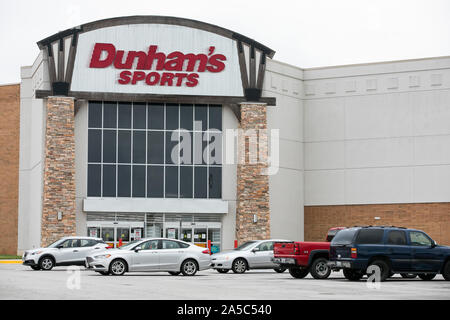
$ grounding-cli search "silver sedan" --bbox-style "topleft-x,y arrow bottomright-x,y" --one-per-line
211,239 -> 291,274
85,238 -> 211,276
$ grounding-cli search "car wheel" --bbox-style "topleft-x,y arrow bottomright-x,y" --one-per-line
367,260 -> 390,282
216,269 -> 230,274
288,267 -> 309,279
232,258 -> 247,274
418,273 -> 436,281
310,258 -> 331,279
39,256 -> 55,271
30,265 -> 41,271
343,269 -> 363,281
109,259 -> 127,276
274,268 -> 286,273
400,273 -> 417,279
181,259 -> 198,276
169,271 -> 181,276
442,261 -> 450,281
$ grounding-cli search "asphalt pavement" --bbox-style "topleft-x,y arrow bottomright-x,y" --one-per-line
0,264 -> 449,300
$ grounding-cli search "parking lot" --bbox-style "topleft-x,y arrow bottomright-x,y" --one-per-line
0,264 -> 449,300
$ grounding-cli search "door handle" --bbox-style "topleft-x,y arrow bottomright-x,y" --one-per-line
73,250 -> 79,252
94,247 -> 100,249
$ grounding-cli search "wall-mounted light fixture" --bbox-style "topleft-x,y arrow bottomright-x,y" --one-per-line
57,212 -> 62,221
374,217 -> 381,220
253,214 -> 258,223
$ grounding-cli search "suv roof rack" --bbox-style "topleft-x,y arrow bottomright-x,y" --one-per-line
353,225 -> 407,229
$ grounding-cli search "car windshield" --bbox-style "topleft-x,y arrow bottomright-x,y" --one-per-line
331,229 -> 357,245
118,240 -> 143,250
234,241 -> 257,251
46,239 -> 64,248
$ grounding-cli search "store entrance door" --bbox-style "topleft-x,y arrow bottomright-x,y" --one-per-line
164,222 -> 222,252
87,222 -> 144,248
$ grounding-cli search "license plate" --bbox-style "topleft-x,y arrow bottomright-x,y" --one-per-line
335,261 -> 350,268
274,258 -> 295,264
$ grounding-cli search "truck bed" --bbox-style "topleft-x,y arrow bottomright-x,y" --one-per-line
273,241 -> 331,267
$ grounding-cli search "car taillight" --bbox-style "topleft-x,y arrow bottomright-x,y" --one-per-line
351,248 -> 357,259
202,249 -> 210,255
294,243 -> 301,254
106,246 -> 113,249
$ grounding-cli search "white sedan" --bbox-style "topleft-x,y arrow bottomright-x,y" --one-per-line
211,239 -> 291,274
85,238 -> 211,276
22,236 -> 109,270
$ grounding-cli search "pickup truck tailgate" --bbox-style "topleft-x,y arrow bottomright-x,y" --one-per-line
273,242 -> 296,256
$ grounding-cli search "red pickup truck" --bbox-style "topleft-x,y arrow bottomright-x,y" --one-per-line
273,227 -> 345,279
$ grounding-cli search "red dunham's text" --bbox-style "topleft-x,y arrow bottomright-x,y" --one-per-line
89,43 -> 227,87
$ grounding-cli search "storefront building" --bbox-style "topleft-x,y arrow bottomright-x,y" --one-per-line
1,16 -> 450,255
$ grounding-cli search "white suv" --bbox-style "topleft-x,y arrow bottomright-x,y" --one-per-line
22,236 -> 109,271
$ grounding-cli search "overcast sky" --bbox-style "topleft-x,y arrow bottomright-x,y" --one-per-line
1,0 -> 450,84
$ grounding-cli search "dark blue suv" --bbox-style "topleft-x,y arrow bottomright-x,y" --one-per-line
328,226 -> 450,281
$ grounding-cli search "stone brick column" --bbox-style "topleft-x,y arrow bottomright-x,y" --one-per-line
41,97 -> 76,247
236,102 -> 270,244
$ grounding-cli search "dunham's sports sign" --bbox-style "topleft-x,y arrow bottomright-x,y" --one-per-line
71,24 -> 243,97
89,43 -> 226,87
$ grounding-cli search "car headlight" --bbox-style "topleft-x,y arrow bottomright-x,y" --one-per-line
32,251 -> 43,255
94,254 -> 111,259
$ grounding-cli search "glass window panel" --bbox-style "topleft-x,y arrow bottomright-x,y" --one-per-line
166,104 -> 179,130
180,166 -> 193,198
148,104 -> 164,129
147,131 -> 164,164
117,228 -> 130,242
88,101 -> 102,128
102,165 -> 116,197
118,102 -> 132,128
355,229 -> 384,244
133,103 -> 146,129
88,129 -> 101,163
207,132 -> 222,165
133,131 -> 146,164
166,131 -> 179,165
179,131 -> 193,165
103,102 -> 117,128
208,105 -> 222,131
194,166 -> 207,198
180,104 -> 193,131
209,167 -> 222,199
87,164 -> 101,197
103,130 -> 116,163
194,105 -> 207,131
132,166 -> 146,198
117,165 -> 131,197
409,231 -> 432,246
165,166 -> 178,198
118,131 -> 131,163
193,132 -> 207,165
147,166 -> 164,198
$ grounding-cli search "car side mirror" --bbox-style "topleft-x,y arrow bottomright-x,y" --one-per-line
431,241 -> 437,248
252,248 -> 260,253
134,246 -> 142,252
57,245 -> 63,249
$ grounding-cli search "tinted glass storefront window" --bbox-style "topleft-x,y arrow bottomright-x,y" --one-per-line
87,101 -> 222,199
